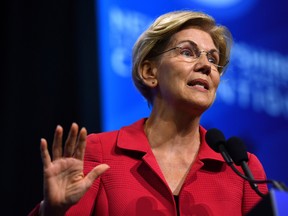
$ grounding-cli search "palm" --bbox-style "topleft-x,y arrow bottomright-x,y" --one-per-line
40,123 -> 109,215
44,157 -> 86,205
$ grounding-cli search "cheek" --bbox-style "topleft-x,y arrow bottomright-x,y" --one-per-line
158,70 -> 187,92
156,66 -> 185,97
157,63 -> 179,84
212,73 -> 221,89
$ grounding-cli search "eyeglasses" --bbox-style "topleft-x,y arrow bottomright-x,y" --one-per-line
153,40 -> 229,73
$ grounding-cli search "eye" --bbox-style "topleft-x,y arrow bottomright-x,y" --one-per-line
207,51 -> 220,65
207,56 -> 217,64
178,47 -> 195,57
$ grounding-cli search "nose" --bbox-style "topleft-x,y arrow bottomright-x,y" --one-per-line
193,53 -> 212,75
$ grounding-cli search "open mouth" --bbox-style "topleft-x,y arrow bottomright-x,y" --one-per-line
187,79 -> 209,90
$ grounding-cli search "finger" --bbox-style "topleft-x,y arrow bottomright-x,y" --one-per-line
52,125 -> 63,160
64,123 -> 79,157
73,127 -> 87,160
84,164 -> 110,186
40,138 -> 51,168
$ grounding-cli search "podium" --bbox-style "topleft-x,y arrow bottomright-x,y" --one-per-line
246,189 -> 288,216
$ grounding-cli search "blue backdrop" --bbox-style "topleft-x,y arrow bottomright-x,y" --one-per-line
96,0 -> 288,187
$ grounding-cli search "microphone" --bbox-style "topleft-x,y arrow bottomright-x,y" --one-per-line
226,136 -> 288,193
205,128 -> 233,165
225,136 -> 260,194
206,128 -> 288,197
205,128 -> 266,197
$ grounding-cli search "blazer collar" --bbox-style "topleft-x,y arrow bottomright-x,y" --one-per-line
197,126 -> 225,162
116,118 -> 225,163
117,118 -> 150,153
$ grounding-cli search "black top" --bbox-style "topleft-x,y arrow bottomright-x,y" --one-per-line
174,195 -> 180,216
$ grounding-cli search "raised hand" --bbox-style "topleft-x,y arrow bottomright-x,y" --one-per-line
39,123 -> 109,216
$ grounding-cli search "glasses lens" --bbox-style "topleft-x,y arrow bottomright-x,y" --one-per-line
207,50 -> 220,66
153,41 -> 227,69
176,42 -> 223,67
176,42 -> 198,59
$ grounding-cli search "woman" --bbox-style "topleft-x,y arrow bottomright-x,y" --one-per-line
29,10 -> 268,216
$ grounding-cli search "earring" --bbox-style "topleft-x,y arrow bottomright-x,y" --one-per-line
151,80 -> 157,86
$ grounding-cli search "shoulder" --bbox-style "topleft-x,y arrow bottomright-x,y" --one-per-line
86,118 -> 146,146
85,118 -> 147,156
85,130 -> 120,160
247,152 -> 267,178
87,130 -> 119,144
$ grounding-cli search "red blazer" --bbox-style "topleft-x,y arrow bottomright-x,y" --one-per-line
29,118 -> 268,216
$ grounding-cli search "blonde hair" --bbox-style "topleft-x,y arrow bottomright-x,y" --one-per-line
132,10 -> 233,105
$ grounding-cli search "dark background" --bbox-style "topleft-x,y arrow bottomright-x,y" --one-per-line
3,0 -> 100,215
3,0 -> 288,215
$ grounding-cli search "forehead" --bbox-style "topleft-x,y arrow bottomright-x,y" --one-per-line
170,27 -> 216,50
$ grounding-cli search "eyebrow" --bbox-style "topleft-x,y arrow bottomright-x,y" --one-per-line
175,40 -> 219,53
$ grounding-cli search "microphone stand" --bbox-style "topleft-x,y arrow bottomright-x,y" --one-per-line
227,162 -> 288,197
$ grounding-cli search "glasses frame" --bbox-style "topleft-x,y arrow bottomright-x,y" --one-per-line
151,40 -> 229,72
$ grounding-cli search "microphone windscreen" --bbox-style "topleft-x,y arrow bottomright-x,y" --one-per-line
226,136 -> 249,165
205,128 -> 226,153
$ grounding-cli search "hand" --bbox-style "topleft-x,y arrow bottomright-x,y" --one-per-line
40,123 -> 109,216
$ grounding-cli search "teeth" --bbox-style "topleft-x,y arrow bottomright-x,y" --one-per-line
194,84 -> 205,89
187,80 -> 208,89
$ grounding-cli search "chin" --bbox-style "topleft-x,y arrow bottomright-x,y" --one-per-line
178,102 -> 211,116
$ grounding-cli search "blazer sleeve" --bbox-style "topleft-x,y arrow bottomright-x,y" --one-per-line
242,153 -> 268,215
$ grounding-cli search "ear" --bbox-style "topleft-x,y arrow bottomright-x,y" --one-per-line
139,60 -> 158,87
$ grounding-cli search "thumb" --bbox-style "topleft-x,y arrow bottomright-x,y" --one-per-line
84,164 -> 110,186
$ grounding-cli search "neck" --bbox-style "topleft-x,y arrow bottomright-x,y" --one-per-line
145,107 -> 201,150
